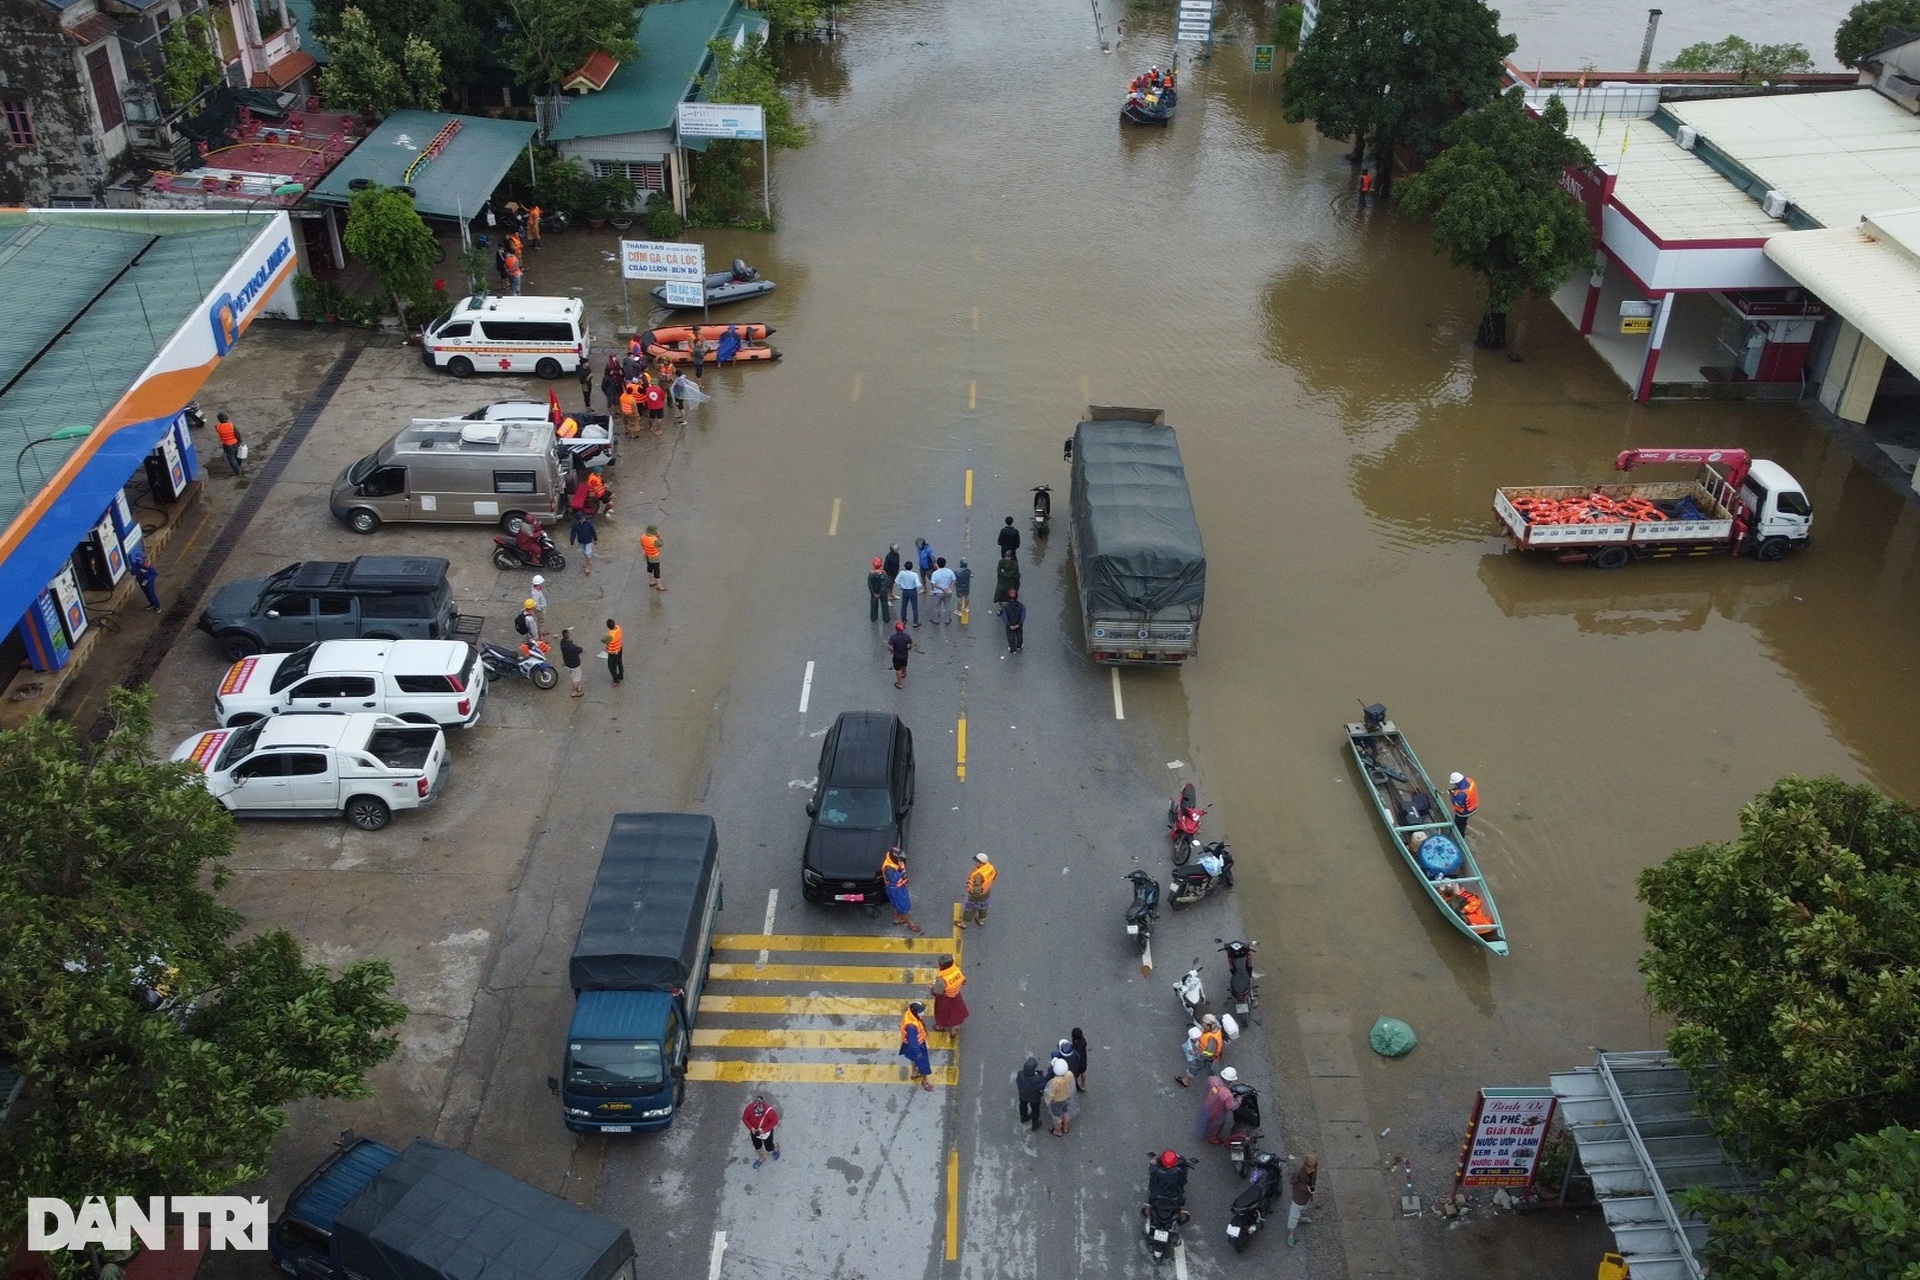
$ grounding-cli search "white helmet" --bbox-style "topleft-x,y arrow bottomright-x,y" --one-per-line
532,574 -> 545,586
1449,772 -> 1465,785
1220,1066 -> 1238,1082
1187,1026 -> 1202,1042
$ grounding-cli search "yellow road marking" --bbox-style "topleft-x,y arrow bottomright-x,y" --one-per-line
828,497 -> 841,536
708,962 -> 937,984
971,306 -> 979,331
946,1148 -> 960,1260
684,1061 -> 958,1086
956,716 -> 967,780
713,932 -> 954,954
851,371 -> 863,401
690,1028 -> 956,1050
968,380 -> 977,410
700,995 -> 917,1016
964,468 -> 973,507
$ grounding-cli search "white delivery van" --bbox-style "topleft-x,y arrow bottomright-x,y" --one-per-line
422,295 -> 589,379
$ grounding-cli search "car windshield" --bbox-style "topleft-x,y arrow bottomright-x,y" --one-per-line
268,644 -> 319,693
347,452 -> 381,485
1776,490 -> 1812,517
816,786 -> 894,829
215,719 -> 266,771
428,302 -> 464,333
567,1039 -> 664,1087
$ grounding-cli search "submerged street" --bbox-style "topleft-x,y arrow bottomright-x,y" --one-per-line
160,1 -> 1920,1277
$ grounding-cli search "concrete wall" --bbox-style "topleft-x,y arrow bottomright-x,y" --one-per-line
0,5 -> 107,205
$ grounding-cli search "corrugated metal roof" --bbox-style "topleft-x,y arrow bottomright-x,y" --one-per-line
1550,1051 -> 1756,1280
0,215 -> 270,529
1570,117 -> 1783,242
1665,90 -> 1920,231
549,0 -> 741,141
1765,217 -> 1920,375
0,222 -> 154,390
308,112 -> 536,220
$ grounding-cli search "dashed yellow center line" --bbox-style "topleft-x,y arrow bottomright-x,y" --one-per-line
828,496 -> 841,536
964,469 -> 973,507
971,306 -> 980,330
851,371 -> 863,401
946,1148 -> 961,1260
968,380 -> 977,410
956,716 -> 967,780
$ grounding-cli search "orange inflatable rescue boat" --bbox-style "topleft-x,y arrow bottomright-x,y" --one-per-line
640,323 -> 781,365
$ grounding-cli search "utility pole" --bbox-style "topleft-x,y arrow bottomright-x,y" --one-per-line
1636,9 -> 1663,74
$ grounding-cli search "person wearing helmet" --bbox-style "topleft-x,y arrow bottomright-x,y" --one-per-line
1044,1058 -> 1077,1135
529,574 -> 547,616
517,597 -> 541,645
1448,771 -> 1479,834
515,516 -> 545,562
868,556 -> 892,623
1147,1149 -> 1189,1206
886,619 -> 915,689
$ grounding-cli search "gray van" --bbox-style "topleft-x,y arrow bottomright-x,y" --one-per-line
331,420 -> 568,535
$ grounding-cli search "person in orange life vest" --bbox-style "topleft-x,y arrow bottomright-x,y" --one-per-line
640,524 -> 665,591
602,618 -> 624,684
527,204 -> 542,247
959,851 -> 995,928
1359,169 -> 1374,204
583,469 -> 612,514
1441,884 -> 1494,931
899,1002 -> 934,1090
505,251 -> 523,295
505,231 -> 523,255
1448,772 -> 1478,834
618,384 -> 641,438
930,954 -> 969,1031
214,411 -> 243,476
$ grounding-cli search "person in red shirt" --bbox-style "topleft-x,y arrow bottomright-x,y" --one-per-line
742,1095 -> 780,1168
643,379 -> 667,436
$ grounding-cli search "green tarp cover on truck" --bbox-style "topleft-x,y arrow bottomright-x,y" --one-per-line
569,812 -> 719,991
1070,420 -> 1206,614
332,1139 -> 634,1280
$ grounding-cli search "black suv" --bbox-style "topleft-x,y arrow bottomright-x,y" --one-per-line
801,712 -> 916,905
199,557 -> 461,660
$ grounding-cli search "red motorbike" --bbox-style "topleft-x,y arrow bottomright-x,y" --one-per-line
1168,783 -> 1206,865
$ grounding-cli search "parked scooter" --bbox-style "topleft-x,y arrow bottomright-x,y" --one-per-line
1225,1077 -> 1263,1176
1226,1150 -> 1286,1252
1123,870 -> 1160,973
1169,840 -> 1234,908
1140,1151 -> 1195,1264
1032,484 -> 1052,536
1168,782 -> 1207,865
1217,937 -> 1259,1015
182,402 -> 206,430
491,529 -> 566,572
1173,959 -> 1206,1025
481,639 -> 558,690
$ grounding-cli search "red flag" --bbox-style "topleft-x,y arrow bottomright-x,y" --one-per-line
548,389 -> 563,425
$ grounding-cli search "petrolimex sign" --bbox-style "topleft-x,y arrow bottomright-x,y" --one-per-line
209,234 -> 294,356
28,1196 -> 269,1251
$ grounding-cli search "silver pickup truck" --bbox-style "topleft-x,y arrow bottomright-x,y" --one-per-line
173,712 -> 449,831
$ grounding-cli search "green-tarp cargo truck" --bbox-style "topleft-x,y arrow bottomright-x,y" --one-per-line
269,1136 -> 635,1280
1068,407 -> 1206,664
552,812 -> 722,1133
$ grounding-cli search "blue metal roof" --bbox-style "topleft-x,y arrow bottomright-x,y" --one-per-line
570,989 -> 675,1039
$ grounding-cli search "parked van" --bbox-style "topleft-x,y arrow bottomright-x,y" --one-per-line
331,420 -> 567,534
421,295 -> 588,379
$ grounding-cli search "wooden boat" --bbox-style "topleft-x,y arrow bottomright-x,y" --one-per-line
1344,704 -> 1508,956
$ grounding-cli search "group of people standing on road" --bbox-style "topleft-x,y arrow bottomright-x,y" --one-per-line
866,514 -> 1032,683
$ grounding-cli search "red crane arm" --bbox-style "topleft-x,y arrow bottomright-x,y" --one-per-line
1615,448 -> 1751,488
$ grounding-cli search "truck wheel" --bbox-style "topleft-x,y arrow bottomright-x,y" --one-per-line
535,358 -> 563,380
348,509 -> 381,534
219,631 -> 262,660
345,796 -> 392,831
1756,537 -> 1789,562
493,547 -> 521,571
447,356 -> 474,378
1592,546 -> 1630,570
531,663 -> 559,690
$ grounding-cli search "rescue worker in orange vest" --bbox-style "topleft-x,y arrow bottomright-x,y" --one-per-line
1177,1015 -> 1226,1088
583,468 -> 612,515
899,1001 -> 934,1091
214,411 -> 243,476
1448,772 -> 1479,835
603,618 -> 624,685
504,250 -> 523,295
958,851 -> 996,929
1441,884 -> 1494,933
930,954 -> 969,1031
618,384 -> 641,439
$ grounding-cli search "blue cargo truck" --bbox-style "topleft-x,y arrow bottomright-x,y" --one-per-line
269,1136 -> 634,1280
548,812 -> 722,1133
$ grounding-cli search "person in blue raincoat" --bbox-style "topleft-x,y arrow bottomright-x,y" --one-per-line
716,325 -> 742,364
900,1001 -> 935,1090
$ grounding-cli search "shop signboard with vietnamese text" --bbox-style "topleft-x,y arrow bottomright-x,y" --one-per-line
620,240 -> 707,284
1457,1088 -> 1557,1189
676,102 -> 766,141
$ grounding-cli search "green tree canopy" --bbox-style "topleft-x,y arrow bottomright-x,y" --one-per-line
502,0 -> 639,95
1395,91 -> 1595,332
321,6 -> 443,115
1665,35 -> 1816,80
1282,0 -> 1515,198
159,14 -> 223,110
1638,777 -> 1920,1166
1687,1126 -> 1920,1280
0,690 -> 406,1271
343,184 -> 441,321
1835,0 -> 1920,67
1273,3 -> 1306,55
311,0 -> 482,101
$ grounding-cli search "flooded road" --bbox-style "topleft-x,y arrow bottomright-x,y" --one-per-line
1505,0 -> 1856,70
529,0 -> 1920,1271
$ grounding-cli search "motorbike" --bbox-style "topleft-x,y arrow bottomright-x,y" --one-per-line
480,639 -> 559,690
1169,840 -> 1234,908
1226,1080 -> 1263,1176
1140,1153 -> 1195,1264
491,530 -> 566,572
1174,959 -> 1206,1024
182,402 -> 206,430
1123,870 -> 1159,968
1031,484 -> 1052,536
1226,1150 -> 1286,1252
1217,937 -> 1259,1015
1168,782 -> 1207,865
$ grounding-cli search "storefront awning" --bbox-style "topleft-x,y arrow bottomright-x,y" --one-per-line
1766,214 -> 1920,374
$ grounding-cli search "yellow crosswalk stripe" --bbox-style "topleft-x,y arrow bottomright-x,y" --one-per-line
691,1028 -> 957,1051
685,1061 -> 959,1086
711,933 -> 954,955
707,962 -> 937,984
699,995 -> 910,1016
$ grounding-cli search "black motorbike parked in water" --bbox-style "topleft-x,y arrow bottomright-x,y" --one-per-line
1169,839 -> 1234,908
1226,1150 -> 1286,1252
1123,870 -> 1159,964
1032,484 -> 1052,536
1226,1080 -> 1263,1176
1140,1152 -> 1194,1264
1217,937 -> 1259,1015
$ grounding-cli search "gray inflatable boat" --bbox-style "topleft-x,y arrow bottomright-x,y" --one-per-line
651,259 -> 777,309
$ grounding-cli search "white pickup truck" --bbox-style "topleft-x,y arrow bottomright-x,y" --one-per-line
214,639 -> 485,728
173,713 -> 449,831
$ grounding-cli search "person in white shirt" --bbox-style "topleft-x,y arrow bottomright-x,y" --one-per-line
895,564 -> 923,627
928,558 -> 957,625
